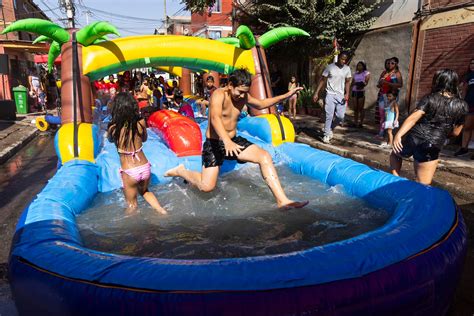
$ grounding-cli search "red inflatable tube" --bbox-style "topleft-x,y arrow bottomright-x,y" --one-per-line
147,110 -> 202,157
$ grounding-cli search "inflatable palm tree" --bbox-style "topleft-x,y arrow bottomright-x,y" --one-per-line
218,25 -> 309,115
2,19 -> 119,124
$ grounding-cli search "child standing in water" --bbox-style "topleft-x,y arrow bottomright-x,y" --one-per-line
288,76 -> 299,119
108,92 -> 167,214
381,90 -> 399,148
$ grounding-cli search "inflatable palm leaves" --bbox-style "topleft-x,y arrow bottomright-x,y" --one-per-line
2,19 -> 120,72
217,25 -> 309,49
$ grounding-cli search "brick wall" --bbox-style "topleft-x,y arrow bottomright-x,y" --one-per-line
414,22 -> 474,101
0,0 -> 50,41
425,0 -> 472,10
191,0 -> 232,34
0,0 -> 19,40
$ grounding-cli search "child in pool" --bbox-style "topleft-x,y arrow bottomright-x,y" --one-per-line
381,90 -> 399,148
108,92 -> 167,214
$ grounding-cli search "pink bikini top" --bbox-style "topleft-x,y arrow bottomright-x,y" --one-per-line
117,146 -> 143,161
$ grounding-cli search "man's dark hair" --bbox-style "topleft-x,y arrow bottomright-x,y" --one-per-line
206,75 -> 214,82
229,69 -> 252,87
339,51 -> 350,58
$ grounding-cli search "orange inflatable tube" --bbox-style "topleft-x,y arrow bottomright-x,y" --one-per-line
147,110 -> 202,157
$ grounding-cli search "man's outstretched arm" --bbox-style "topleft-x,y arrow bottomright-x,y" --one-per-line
247,87 -> 303,110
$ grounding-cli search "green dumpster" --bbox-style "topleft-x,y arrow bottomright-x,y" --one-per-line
13,85 -> 29,114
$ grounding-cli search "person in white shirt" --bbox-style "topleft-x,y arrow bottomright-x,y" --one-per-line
313,51 -> 352,143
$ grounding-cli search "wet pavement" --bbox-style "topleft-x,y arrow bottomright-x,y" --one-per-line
0,132 -> 57,316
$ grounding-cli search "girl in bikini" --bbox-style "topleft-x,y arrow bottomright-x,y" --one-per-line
108,92 -> 167,214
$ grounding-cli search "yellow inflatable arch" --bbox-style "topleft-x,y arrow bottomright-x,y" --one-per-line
82,35 -> 255,81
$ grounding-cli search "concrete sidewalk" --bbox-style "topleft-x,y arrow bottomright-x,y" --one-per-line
292,114 -> 473,176
0,114 -> 45,165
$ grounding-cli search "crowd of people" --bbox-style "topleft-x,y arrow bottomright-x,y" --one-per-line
27,67 -> 60,112
93,70 -> 222,123
309,53 -> 472,185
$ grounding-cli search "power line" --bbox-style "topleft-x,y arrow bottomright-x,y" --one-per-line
78,4 -> 164,22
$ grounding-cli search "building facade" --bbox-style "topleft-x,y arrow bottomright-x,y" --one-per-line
410,0 -> 473,109
166,16 -> 191,35
190,0 -> 233,39
0,0 -> 50,100
348,0 -> 473,117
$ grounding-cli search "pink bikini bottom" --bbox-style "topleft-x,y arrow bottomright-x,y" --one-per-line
120,162 -> 151,183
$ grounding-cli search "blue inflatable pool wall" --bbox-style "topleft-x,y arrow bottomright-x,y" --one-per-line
8,116 -> 467,315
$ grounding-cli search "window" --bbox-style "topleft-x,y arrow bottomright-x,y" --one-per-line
211,0 -> 221,13
208,31 -> 221,40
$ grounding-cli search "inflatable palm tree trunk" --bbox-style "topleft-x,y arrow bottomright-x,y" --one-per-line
219,25 -> 309,116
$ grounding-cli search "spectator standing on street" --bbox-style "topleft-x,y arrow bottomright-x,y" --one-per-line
313,51 -> 352,144
454,58 -> 474,159
390,69 -> 468,185
377,57 -> 403,138
351,61 -> 370,127
287,75 -> 299,119
380,90 -> 399,148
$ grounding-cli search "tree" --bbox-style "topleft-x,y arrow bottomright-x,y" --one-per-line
233,0 -> 380,84
181,0 -> 217,13
236,0 -> 380,56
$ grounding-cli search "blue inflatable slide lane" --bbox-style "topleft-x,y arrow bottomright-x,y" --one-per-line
9,115 -> 467,315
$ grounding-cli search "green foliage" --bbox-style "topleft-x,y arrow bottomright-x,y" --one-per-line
296,85 -> 319,108
237,0 -> 381,56
180,0 -> 217,13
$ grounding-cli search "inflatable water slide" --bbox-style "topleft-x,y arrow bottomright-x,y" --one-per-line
2,19 -> 466,315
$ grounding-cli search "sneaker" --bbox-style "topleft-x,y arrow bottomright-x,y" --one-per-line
328,131 -> 334,140
454,148 -> 469,156
322,136 -> 331,144
379,142 -> 389,148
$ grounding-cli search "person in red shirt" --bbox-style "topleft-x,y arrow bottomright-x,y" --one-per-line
174,90 -> 194,119
94,78 -> 108,92
106,75 -> 118,91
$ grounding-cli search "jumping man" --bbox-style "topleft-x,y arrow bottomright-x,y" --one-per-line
165,69 -> 308,210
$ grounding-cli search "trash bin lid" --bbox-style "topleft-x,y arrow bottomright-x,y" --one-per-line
13,85 -> 28,92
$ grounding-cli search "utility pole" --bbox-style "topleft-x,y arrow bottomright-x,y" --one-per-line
164,0 -> 167,34
64,0 -> 75,28
84,10 -> 92,25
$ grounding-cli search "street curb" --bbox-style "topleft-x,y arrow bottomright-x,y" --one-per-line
0,128 -> 38,165
296,134 -> 473,201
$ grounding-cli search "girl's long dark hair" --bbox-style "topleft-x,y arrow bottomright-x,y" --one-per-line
108,92 -> 142,148
431,69 -> 460,97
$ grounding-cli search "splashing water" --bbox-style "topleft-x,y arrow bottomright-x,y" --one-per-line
77,164 -> 389,259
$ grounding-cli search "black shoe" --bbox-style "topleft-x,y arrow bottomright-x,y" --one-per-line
454,148 -> 469,156
471,154 -> 474,160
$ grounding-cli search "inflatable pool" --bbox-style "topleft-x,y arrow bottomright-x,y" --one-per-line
4,19 -> 466,315
9,114 -> 467,315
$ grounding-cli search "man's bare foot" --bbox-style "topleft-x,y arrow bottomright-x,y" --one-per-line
154,206 -> 168,215
279,200 -> 309,211
164,164 -> 185,177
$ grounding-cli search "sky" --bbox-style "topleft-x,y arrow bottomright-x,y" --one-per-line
35,0 -> 190,37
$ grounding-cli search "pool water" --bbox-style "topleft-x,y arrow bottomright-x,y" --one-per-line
77,164 -> 389,259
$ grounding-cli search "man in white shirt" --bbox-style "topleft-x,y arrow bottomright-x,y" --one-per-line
313,51 -> 352,143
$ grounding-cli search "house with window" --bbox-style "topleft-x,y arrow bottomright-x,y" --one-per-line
0,0 -> 50,100
190,0 -> 233,39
